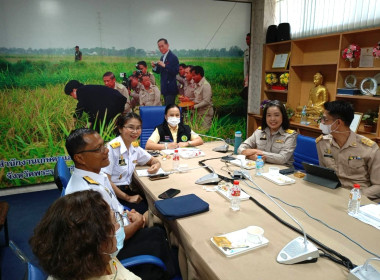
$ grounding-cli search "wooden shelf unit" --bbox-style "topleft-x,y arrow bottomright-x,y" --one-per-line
250,27 -> 380,145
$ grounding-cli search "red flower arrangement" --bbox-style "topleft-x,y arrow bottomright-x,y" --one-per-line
342,44 -> 361,62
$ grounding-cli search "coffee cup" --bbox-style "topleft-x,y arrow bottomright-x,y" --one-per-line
246,226 -> 264,244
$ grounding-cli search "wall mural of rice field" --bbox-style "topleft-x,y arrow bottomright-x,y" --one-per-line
0,0 -> 250,188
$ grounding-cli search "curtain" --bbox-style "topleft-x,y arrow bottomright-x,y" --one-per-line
275,0 -> 380,38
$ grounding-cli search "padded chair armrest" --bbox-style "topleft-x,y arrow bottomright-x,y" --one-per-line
120,255 -> 167,271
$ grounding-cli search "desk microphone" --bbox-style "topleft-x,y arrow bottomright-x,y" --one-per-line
242,173 -> 319,265
348,258 -> 380,280
197,133 -> 229,153
194,165 -> 221,185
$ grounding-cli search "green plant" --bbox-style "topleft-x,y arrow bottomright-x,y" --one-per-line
362,110 -> 378,125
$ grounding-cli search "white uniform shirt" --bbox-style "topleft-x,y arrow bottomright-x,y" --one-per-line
102,136 -> 151,186
65,167 -> 128,224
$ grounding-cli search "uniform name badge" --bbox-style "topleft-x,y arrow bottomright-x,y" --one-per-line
119,155 -> 126,166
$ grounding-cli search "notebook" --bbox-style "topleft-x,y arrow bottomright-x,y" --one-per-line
302,162 -> 341,189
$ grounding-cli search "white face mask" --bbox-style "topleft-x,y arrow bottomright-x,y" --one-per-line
319,120 -> 338,135
167,117 -> 180,127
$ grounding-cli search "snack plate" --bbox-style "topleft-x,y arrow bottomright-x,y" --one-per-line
216,185 -> 250,201
229,159 -> 256,169
262,172 -> 296,185
211,228 -> 269,257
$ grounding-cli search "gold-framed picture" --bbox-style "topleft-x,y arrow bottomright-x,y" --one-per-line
272,53 -> 290,69
350,112 -> 363,133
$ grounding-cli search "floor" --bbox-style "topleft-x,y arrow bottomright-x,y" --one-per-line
0,182 -> 56,197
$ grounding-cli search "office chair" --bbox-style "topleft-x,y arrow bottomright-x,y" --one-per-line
53,157 -> 71,196
293,134 -> 319,170
139,106 -> 167,149
10,240 -> 178,280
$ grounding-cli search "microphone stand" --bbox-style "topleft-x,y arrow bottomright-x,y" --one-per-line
242,173 -> 319,265
197,133 -> 230,153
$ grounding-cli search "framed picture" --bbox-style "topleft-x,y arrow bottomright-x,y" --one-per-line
350,112 -> 363,133
272,53 -> 290,69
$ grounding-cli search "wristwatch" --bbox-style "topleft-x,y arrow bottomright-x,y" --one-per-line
164,142 -> 168,150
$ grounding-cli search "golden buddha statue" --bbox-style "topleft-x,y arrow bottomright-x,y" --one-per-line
295,72 -> 328,124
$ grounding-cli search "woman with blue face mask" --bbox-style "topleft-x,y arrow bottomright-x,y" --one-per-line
30,190 -> 141,280
145,104 -> 204,150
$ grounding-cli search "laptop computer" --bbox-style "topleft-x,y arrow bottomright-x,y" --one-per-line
302,162 -> 341,189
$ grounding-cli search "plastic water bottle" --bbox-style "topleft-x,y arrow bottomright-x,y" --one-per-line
255,155 -> 264,176
348,184 -> 361,215
301,105 -> 307,125
172,149 -> 180,170
234,131 -> 242,155
230,180 -> 241,211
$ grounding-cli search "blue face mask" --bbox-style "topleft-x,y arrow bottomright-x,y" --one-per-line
106,224 -> 125,259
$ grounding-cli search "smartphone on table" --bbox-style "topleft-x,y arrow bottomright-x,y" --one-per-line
149,174 -> 169,181
158,188 -> 180,199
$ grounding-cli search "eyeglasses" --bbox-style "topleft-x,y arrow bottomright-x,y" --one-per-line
123,125 -> 142,132
76,143 -> 107,154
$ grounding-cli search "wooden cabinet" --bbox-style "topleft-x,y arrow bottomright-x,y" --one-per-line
250,27 -> 380,144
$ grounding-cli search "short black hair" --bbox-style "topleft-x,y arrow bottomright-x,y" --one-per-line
75,46 -> 79,48
136,61 -> 147,68
261,100 -> 290,130
64,80 -> 83,95
65,128 -> 97,160
323,100 -> 354,126
186,65 -> 193,69
102,72 -> 115,79
191,66 -> 204,77
246,33 -> 251,37
179,63 -> 186,68
157,38 -> 168,44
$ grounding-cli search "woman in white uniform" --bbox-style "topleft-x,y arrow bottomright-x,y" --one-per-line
102,113 -> 161,214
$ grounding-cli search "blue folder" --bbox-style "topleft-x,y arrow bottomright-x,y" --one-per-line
154,194 -> 209,220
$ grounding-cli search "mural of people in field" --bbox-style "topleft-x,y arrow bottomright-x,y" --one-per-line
0,0 -> 250,187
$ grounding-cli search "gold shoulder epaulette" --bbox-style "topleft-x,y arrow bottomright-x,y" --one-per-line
315,134 -> 323,143
285,129 -> 295,134
83,176 -> 99,185
132,141 -> 140,147
110,141 -> 121,149
258,126 -> 262,130
361,137 -> 375,147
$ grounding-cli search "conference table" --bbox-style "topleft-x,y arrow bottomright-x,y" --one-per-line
134,141 -> 380,280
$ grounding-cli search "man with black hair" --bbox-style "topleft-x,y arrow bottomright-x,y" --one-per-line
64,80 -> 126,132
74,46 -> 82,62
102,72 -> 131,113
65,128 -> 177,279
136,61 -> 155,85
151,38 -> 179,105
316,100 -> 380,202
176,63 -> 186,96
191,66 -> 214,130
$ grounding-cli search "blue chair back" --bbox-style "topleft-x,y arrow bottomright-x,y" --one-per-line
54,157 -> 71,196
27,263 -> 47,280
139,106 -> 166,149
293,134 -> 319,170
